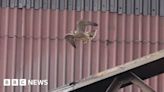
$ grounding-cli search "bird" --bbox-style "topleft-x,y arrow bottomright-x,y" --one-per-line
65,20 -> 98,48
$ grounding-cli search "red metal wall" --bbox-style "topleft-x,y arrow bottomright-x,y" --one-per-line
0,8 -> 164,92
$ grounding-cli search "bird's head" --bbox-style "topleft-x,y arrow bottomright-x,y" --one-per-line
88,30 -> 97,38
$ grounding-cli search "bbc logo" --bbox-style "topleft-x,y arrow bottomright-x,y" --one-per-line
3,79 -> 48,86
3,79 -> 26,86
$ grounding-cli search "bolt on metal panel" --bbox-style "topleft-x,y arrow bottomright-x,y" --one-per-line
126,0 -> 134,14
102,0 -> 107,11
151,0 -> 159,16
160,0 -> 164,16
26,0 -> 31,9
85,0 -> 90,11
134,0 -> 142,15
143,0 -> 151,15
110,0 -> 117,12
118,0 -> 126,14
59,0 -> 65,10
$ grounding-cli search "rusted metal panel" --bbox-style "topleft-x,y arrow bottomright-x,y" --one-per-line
124,14 -> 133,92
31,10 -> 42,92
107,13 -> 117,68
48,10 -> 58,90
116,14 -> 125,66
0,8 -> 164,92
0,8 -> 8,92
23,9 -> 33,92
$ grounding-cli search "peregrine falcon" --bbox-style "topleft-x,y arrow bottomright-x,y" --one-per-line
65,20 -> 98,48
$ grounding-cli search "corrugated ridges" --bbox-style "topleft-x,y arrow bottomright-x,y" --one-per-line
0,0 -> 164,16
0,8 -> 164,92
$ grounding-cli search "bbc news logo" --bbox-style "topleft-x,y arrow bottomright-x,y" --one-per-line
3,79 -> 48,86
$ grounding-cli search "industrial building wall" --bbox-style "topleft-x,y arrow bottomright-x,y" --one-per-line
0,7 -> 164,92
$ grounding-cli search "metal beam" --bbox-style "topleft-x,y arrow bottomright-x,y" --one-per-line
130,73 -> 155,92
105,72 -> 155,92
105,77 -> 122,92
50,50 -> 164,92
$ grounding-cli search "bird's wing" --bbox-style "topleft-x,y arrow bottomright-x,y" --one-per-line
77,20 -> 98,32
65,34 -> 76,48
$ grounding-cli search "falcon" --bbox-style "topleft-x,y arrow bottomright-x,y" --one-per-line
65,20 -> 98,48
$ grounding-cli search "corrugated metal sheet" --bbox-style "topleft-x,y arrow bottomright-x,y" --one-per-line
0,8 -> 164,92
0,0 -> 164,16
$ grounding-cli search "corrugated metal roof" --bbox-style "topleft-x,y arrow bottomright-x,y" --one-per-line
0,8 -> 164,92
0,0 -> 164,16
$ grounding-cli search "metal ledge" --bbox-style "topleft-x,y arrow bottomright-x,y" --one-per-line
50,50 -> 164,92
